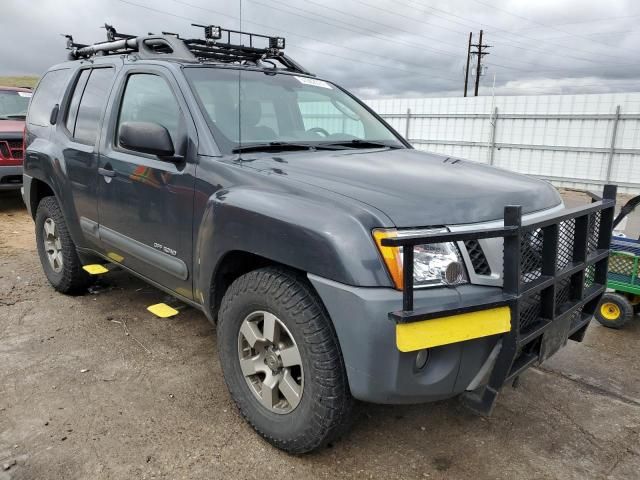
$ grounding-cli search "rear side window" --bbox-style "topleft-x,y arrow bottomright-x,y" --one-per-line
64,69 -> 91,133
73,68 -> 114,144
117,74 -> 182,145
28,69 -> 71,127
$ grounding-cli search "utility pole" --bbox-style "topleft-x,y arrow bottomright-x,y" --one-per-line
463,32 -> 472,97
471,29 -> 491,97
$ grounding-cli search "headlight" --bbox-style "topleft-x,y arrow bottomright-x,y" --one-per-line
373,228 -> 468,289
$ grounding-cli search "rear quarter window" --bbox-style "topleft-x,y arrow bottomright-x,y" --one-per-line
27,68 -> 72,127
71,68 -> 114,144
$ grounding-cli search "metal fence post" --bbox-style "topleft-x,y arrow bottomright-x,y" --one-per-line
605,105 -> 621,182
405,108 -> 411,141
488,106 -> 498,165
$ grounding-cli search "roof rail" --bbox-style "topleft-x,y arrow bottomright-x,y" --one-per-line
63,23 -> 313,75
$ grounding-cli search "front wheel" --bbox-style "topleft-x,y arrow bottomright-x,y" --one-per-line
595,292 -> 633,329
217,267 -> 353,453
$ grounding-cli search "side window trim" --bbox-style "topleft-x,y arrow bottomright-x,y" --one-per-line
113,71 -> 185,157
62,68 -> 91,139
70,66 -> 116,147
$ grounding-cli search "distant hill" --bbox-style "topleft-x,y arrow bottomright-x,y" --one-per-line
0,76 -> 39,88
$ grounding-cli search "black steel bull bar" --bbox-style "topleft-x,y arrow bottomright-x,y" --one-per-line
381,185 -> 617,415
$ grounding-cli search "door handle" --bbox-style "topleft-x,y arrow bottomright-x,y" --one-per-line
98,167 -> 116,178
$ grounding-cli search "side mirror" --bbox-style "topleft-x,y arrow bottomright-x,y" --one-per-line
119,121 -> 175,158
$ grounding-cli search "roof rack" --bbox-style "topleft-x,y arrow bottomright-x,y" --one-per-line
63,23 -> 313,75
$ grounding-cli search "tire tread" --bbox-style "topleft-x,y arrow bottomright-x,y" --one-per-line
218,267 -> 353,454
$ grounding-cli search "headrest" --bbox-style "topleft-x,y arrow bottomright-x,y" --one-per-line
241,100 -> 262,127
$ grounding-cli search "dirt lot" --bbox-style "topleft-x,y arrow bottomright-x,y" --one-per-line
1,190 -> 639,480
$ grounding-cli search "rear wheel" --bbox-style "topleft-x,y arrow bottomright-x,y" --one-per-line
35,196 -> 91,294
595,293 -> 633,329
217,267 -> 352,453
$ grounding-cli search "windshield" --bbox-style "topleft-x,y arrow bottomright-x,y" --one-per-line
0,90 -> 31,119
185,68 -> 404,153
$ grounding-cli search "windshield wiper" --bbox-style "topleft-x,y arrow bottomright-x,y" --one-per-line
0,114 -> 26,120
317,139 -> 402,150
232,141 -> 346,154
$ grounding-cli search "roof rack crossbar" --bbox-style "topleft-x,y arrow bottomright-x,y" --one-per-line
63,23 -> 312,75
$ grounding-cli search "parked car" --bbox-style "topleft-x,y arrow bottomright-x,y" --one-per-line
23,25 -> 615,453
0,86 -> 30,190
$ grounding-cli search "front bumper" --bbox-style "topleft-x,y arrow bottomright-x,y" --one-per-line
0,165 -> 23,190
311,185 -> 616,409
309,275 -> 504,404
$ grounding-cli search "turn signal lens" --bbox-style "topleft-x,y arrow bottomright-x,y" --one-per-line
373,229 -> 404,289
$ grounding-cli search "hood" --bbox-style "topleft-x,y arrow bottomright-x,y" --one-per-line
0,119 -> 24,134
243,148 -> 562,227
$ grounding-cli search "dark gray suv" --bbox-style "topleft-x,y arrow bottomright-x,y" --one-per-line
23,25 -> 615,453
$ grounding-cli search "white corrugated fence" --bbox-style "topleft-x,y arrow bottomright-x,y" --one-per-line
364,93 -> 640,194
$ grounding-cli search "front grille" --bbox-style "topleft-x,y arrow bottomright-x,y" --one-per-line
464,240 -> 491,276
0,140 -> 23,161
520,228 -> 543,282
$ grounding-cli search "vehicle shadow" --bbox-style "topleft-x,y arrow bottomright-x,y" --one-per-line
0,190 -> 25,213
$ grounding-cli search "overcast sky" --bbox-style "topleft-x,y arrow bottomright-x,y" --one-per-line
1,0 -> 639,97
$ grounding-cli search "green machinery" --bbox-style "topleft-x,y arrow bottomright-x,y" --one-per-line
595,195 -> 640,329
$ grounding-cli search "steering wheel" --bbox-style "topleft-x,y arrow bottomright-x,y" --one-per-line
307,127 -> 330,137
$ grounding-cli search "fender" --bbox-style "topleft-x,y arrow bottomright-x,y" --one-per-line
23,134 -> 89,249
193,185 -> 396,311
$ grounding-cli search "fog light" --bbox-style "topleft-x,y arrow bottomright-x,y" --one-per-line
415,349 -> 429,370
444,261 -> 466,285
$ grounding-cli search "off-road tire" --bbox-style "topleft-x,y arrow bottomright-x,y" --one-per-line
35,196 -> 91,294
217,267 -> 353,454
595,292 -> 633,329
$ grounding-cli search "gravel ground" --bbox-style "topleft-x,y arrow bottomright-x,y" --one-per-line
1,189 -> 639,480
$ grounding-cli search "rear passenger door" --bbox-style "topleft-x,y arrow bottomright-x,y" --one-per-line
59,66 -> 115,248
97,67 -> 197,299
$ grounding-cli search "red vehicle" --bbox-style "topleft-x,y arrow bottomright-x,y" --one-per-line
0,86 -> 31,190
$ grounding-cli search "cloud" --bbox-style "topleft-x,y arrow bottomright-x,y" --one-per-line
1,0 -> 639,97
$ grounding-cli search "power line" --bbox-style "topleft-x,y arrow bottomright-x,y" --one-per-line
469,0 -> 638,55
269,0 -> 636,74
116,0 -> 461,82
169,0 -> 463,81
304,0 -> 464,51
114,0 -> 640,97
246,0 -> 460,57
394,0 -> 634,62
513,13 -> 640,31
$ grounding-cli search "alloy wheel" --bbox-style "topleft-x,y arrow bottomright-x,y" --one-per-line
237,311 -> 304,414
